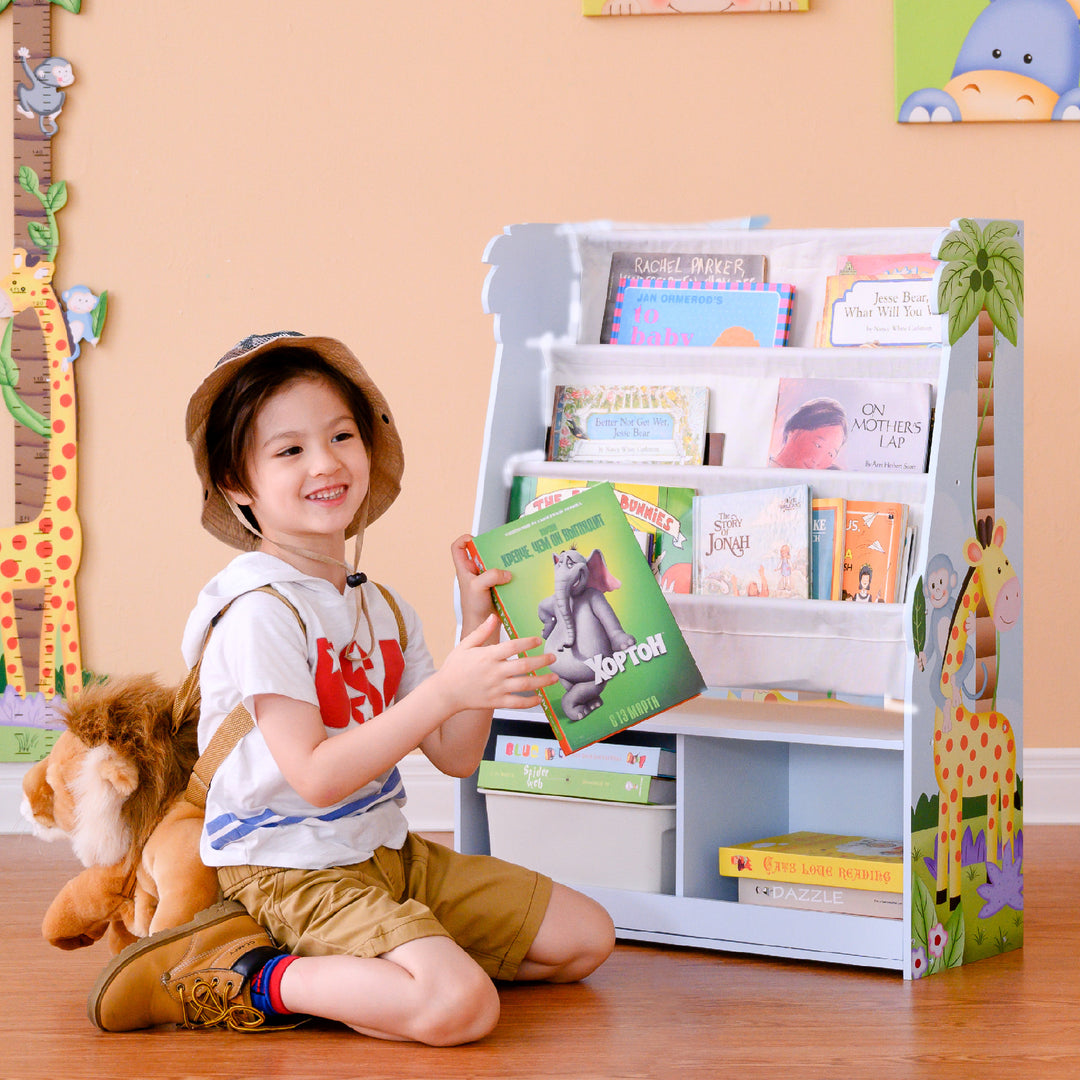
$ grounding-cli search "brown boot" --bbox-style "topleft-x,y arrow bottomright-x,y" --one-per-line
88,900 -> 298,1032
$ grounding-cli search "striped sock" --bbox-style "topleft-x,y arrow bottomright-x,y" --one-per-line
248,953 -> 299,1017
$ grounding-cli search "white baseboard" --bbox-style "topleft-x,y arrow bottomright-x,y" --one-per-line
4,748 -> 1078,835
1022,748 -> 1080,824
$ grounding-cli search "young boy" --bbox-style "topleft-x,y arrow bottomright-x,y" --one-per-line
89,332 -> 615,1043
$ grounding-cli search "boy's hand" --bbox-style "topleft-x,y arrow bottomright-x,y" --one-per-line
451,533 -> 509,640
436,615 -> 558,714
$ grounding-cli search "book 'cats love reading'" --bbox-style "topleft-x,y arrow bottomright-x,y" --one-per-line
718,831 -> 904,893
465,483 -> 705,754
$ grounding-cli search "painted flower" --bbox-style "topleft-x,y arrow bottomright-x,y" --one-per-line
911,946 -> 929,979
977,835 -> 1025,919
927,923 -> 948,958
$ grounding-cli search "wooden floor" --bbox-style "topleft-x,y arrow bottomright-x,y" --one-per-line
6,826 -> 1079,1079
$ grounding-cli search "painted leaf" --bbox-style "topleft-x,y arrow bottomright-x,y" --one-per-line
912,873 -> 936,951
50,0 -> 82,11
983,280 -> 1019,347
0,322 -> 16,388
980,220 -> 1017,250
987,248 -> 1024,316
942,904 -> 965,968
18,166 -> 41,195
948,284 -> 982,345
1,386 -> 50,439
936,261 -> 969,313
45,182 -> 67,213
27,221 -> 51,249
912,576 -> 926,655
935,233 -> 977,263
0,0 -> 12,12
91,290 -> 108,338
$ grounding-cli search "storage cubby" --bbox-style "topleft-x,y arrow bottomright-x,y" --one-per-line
457,220 -> 1024,978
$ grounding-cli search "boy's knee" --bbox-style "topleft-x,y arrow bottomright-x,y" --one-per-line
413,967 -> 500,1046
565,904 -> 616,981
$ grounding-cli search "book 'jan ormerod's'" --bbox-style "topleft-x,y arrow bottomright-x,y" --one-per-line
466,483 -> 705,753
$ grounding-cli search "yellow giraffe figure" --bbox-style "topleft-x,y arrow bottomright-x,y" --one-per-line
933,515 -> 1020,909
0,248 -> 83,697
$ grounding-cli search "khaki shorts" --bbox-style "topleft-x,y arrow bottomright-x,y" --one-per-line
217,832 -> 553,981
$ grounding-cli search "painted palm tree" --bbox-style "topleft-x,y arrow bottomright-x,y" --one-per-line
933,218 -> 1024,707
2,0 -> 80,691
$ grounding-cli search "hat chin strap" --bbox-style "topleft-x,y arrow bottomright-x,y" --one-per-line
222,493 -> 376,659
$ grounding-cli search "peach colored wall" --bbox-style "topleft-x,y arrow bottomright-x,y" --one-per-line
41,1 -> 1070,744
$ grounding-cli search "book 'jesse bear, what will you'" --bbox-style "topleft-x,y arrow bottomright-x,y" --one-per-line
466,483 -> 705,754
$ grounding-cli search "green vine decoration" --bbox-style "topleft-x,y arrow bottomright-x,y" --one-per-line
935,219 -> 1023,347
18,167 -> 66,261
0,321 -> 50,438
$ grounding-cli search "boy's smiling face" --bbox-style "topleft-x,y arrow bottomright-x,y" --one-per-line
228,374 -> 370,564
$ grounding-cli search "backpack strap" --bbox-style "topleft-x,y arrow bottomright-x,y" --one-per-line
180,582 -> 406,811
180,586 -> 305,811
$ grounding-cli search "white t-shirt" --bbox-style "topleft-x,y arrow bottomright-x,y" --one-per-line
181,552 -> 436,870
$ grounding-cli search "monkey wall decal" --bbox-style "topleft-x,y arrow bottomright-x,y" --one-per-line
15,47 -> 74,137
60,285 -> 105,363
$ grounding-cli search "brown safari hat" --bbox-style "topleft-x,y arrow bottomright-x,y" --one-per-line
186,331 -> 403,552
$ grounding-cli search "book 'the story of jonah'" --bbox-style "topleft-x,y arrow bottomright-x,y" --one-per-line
466,483 -> 705,753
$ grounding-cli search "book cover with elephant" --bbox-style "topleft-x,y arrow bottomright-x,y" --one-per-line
465,482 -> 705,754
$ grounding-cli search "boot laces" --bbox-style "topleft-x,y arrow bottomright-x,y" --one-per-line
177,977 -> 266,1031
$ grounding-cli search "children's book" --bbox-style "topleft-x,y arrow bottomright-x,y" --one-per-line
768,377 -> 932,475
583,1 -> 810,14
508,476 -> 695,595
810,497 -> 845,601
840,500 -> 909,603
599,250 -> 767,343
816,263 -> 941,347
494,731 -> 676,777
549,384 -> 709,467
717,831 -> 904,893
465,483 -> 705,754
607,278 -> 795,348
692,484 -> 810,599
737,878 -> 903,918
477,759 -> 675,805
835,253 -> 938,278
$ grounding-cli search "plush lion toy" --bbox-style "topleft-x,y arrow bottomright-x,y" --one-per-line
20,674 -> 221,952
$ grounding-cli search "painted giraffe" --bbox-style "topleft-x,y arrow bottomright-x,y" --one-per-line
0,248 -> 82,697
933,515 -> 1020,908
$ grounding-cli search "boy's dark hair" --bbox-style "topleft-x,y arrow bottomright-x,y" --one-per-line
204,345 -> 377,502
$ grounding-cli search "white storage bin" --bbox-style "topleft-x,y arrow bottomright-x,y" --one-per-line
480,788 -> 676,894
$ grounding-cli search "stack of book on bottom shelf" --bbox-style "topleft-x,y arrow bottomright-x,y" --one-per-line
717,831 -> 903,919
477,733 -> 678,894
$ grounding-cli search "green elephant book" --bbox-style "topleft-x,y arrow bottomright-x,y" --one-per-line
465,482 -> 705,754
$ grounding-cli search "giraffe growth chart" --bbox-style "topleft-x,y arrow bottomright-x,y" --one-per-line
0,0 -> 106,761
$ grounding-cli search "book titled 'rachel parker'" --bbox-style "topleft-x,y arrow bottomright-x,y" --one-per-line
465,482 -> 705,754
